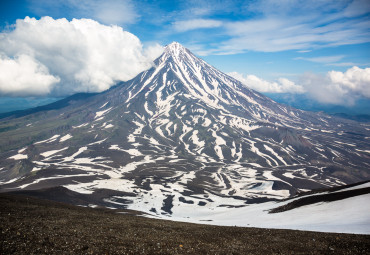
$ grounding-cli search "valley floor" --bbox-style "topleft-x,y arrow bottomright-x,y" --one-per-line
1,194 -> 369,255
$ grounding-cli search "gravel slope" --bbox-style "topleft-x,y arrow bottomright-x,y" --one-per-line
1,194 -> 369,254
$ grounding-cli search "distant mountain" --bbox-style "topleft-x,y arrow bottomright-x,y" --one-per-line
265,93 -> 370,117
330,113 -> 370,122
0,42 -> 369,221
0,93 -> 97,119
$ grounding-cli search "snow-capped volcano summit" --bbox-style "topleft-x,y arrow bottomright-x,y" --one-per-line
0,42 -> 369,222
163,41 -> 187,56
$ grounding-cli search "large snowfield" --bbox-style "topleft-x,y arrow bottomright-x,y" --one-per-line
145,185 -> 370,235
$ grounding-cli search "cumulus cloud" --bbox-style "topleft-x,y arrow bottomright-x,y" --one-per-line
230,66 -> 370,106
302,66 -> 370,105
228,72 -> 305,94
173,19 -> 222,32
0,54 -> 60,96
143,43 -> 164,62
0,17 -> 163,97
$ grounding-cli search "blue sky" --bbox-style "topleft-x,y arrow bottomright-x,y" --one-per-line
0,0 -> 369,114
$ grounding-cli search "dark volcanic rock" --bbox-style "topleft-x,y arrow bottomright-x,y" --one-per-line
1,194 -> 370,255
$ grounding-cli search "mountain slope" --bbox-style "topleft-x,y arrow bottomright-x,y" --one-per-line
0,42 -> 369,218
3,194 -> 370,255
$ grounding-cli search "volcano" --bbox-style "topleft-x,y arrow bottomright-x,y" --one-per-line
0,42 -> 369,230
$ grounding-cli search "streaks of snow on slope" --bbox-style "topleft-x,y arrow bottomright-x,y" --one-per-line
179,123 -> 193,154
127,63 -> 166,103
99,102 -> 108,109
171,63 -> 222,111
190,114 -> 202,125
230,141 -> 236,158
212,130 -> 226,160
95,107 -> 112,119
153,118 -> 170,137
149,137 -> 161,146
34,135 -> 60,145
122,170 -> 198,215
144,102 -> 153,116
167,43 -> 240,110
8,154 -> 28,160
40,147 -> 69,158
165,121 -> 173,136
154,73 -> 177,118
244,138 -> 274,166
60,134 -> 72,142
18,147 -> 27,153
264,145 -> 288,166
283,172 -> 296,179
202,117 -> 212,127
356,149 -> 370,153
64,155 -> 156,194
123,149 -> 143,157
191,62 -> 222,105
128,134 -> 136,143
155,126 -> 166,138
48,155 -> 115,176
64,147 -> 87,161
190,130 -> 205,148
218,165 -> 260,197
109,145 -> 143,157
133,121 -> 145,135
157,91 -> 179,117
235,143 -> 243,162
0,177 -> 21,185
72,123 -> 89,129
88,138 -> 107,146
229,117 -> 260,133
19,174 -> 95,190
218,115 -> 227,125
109,145 -> 121,150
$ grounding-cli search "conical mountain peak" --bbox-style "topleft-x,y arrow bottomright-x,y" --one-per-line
162,41 -> 189,59
1,34 -> 369,228
165,41 -> 186,52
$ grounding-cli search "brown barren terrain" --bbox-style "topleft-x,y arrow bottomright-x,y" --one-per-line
1,193 -> 369,254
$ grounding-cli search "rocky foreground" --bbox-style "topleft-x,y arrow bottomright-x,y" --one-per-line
1,194 -> 369,255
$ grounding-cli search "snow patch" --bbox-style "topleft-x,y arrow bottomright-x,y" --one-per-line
60,134 -> 72,142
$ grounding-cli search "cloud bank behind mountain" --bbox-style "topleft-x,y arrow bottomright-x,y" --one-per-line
0,16 -> 163,97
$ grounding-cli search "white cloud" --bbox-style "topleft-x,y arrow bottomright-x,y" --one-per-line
295,55 -> 368,67
0,17 -> 163,97
29,0 -> 139,26
0,54 -> 60,96
212,0 -> 370,54
295,55 -> 345,64
228,72 -> 305,94
329,66 -> 370,98
301,66 -> 370,105
343,0 -> 370,17
230,66 -> 370,106
143,43 -> 164,62
328,62 -> 360,67
88,0 -> 139,25
173,19 -> 222,32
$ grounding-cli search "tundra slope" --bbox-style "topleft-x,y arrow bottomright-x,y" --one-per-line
0,42 -> 369,222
